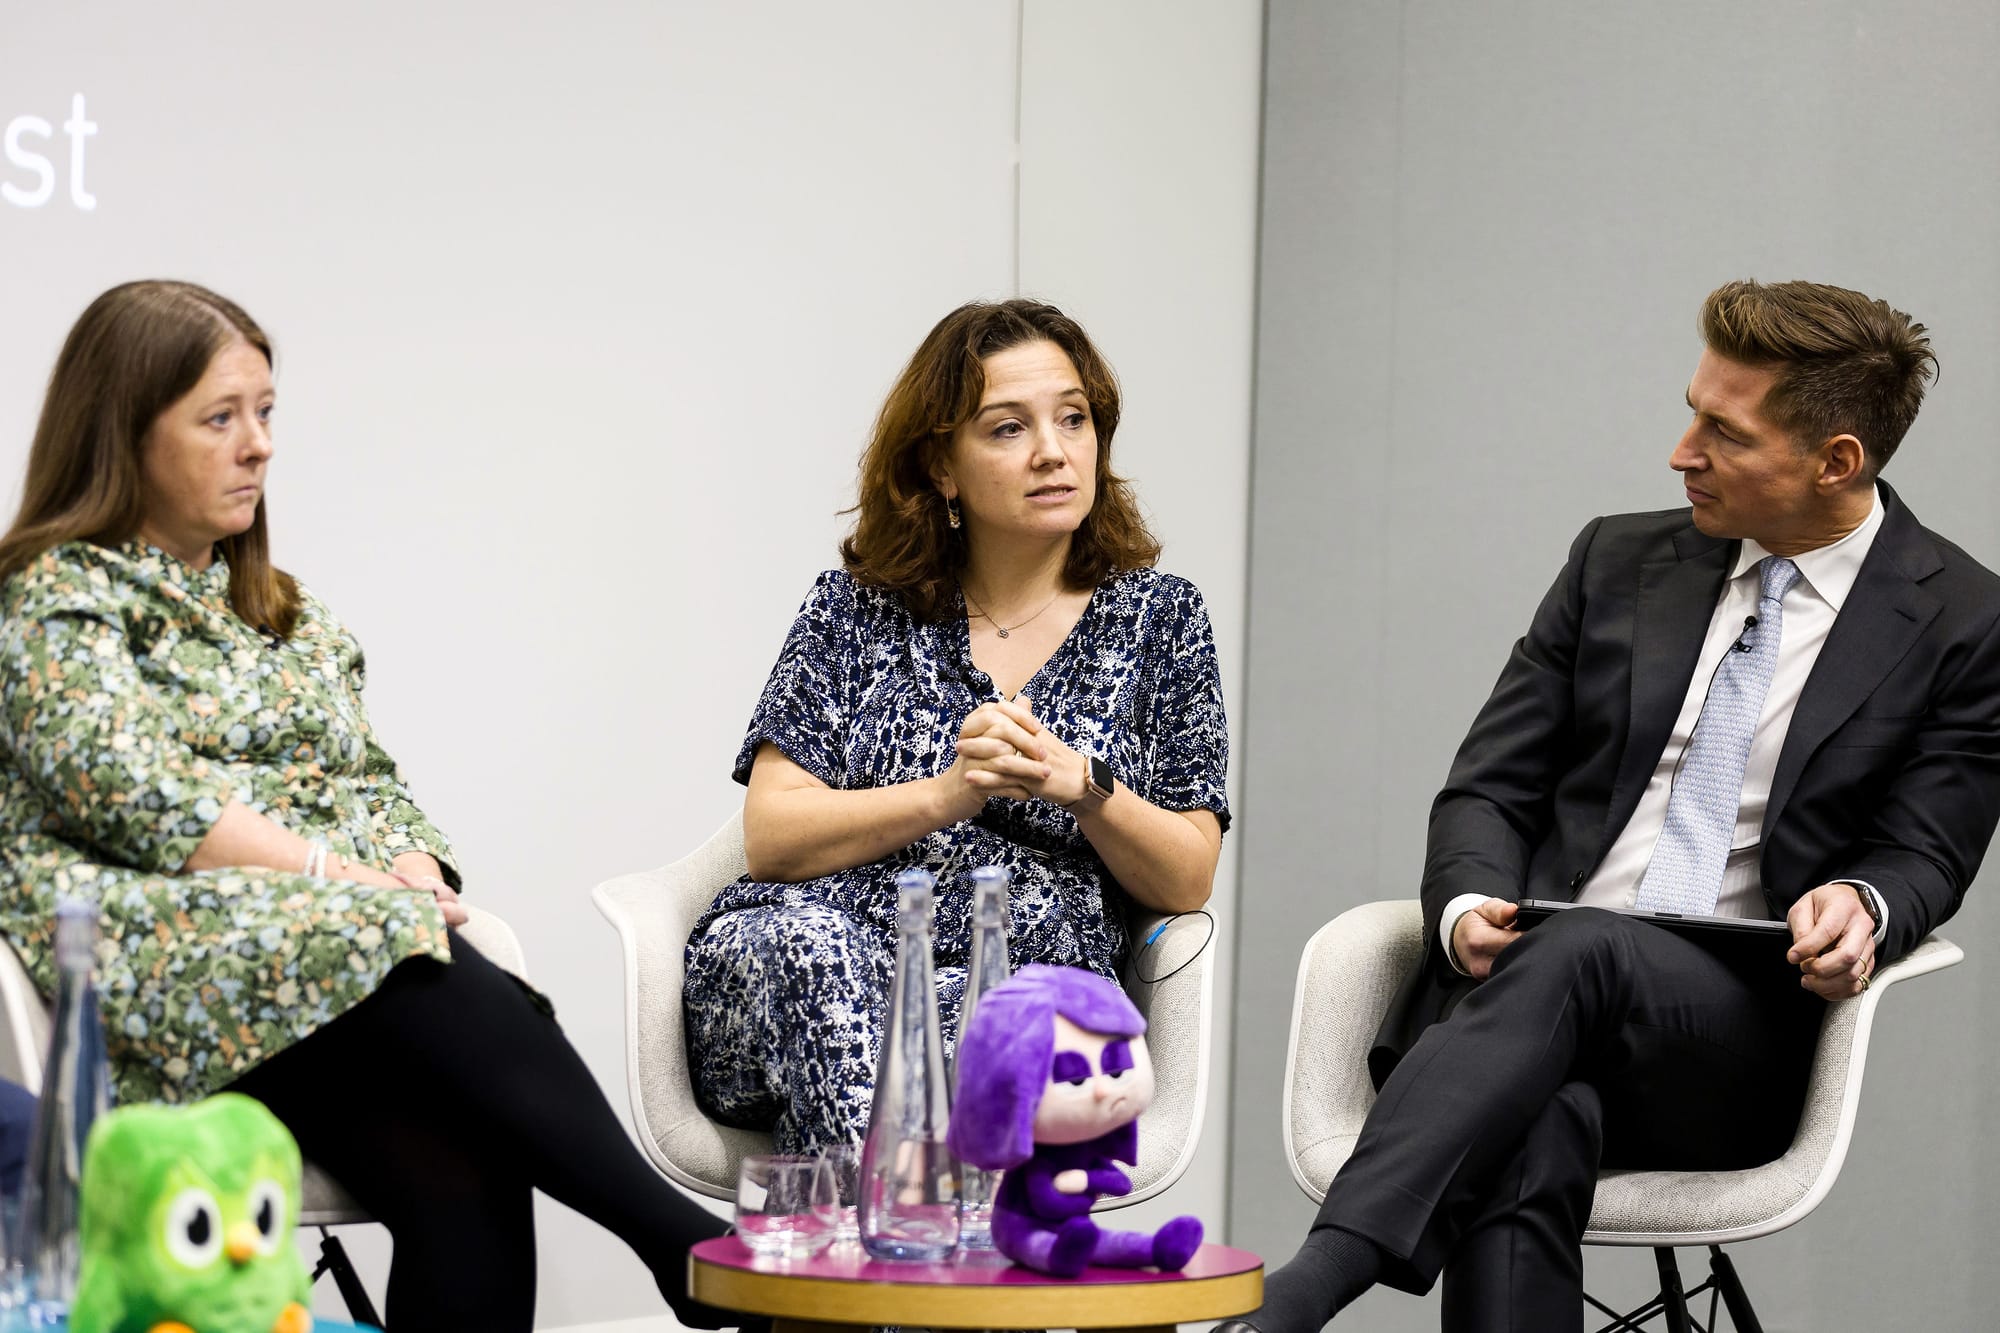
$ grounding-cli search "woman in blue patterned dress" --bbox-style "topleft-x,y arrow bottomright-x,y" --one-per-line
0,281 -> 749,1331
685,299 -> 1231,1153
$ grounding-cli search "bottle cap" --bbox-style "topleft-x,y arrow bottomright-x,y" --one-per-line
53,897 -> 97,969
969,865 -> 1009,920
894,867 -> 936,923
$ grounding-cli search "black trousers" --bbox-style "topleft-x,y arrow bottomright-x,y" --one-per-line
227,930 -> 732,1333
1318,907 -> 1822,1331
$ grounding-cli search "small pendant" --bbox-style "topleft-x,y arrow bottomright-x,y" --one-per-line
996,627 -> 1010,638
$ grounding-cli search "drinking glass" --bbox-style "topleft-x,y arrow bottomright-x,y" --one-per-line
819,1144 -> 861,1245
734,1154 -> 837,1259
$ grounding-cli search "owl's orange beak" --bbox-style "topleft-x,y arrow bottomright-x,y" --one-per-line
225,1220 -> 260,1264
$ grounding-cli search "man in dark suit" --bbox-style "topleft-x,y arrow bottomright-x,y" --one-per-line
1227,280 -> 2000,1332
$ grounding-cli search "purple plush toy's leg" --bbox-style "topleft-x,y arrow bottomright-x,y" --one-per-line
1152,1215 -> 1204,1271
1046,1216 -> 1099,1277
1082,1216 -> 1205,1270
993,1213 -> 1099,1278
1088,1226 -> 1159,1268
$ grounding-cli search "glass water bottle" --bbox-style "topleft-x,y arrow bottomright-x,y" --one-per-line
19,899 -> 112,1321
952,865 -> 1011,1251
859,868 -> 959,1261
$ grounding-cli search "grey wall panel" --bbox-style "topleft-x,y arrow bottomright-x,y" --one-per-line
1239,2 -> 2000,1325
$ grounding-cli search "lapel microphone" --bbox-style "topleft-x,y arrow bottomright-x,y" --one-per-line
1731,615 -> 1759,653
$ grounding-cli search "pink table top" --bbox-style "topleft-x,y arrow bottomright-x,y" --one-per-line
691,1236 -> 1262,1288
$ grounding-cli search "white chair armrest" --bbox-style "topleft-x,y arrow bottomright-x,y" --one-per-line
0,939 -> 50,1094
1283,899 -> 1426,1203
593,812 -> 768,1199
457,904 -> 527,980
1116,905 -> 1215,1207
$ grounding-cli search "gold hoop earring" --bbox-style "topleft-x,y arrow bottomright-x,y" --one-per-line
946,497 -> 962,530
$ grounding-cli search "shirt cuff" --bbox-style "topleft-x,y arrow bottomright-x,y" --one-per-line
1440,893 -> 1494,976
1832,879 -> 1889,945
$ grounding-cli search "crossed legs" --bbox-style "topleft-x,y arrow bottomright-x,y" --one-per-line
229,930 -> 740,1332
1252,908 -> 1819,1332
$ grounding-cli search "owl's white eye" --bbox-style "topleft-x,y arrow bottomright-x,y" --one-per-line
164,1187 -> 224,1269
248,1179 -> 288,1255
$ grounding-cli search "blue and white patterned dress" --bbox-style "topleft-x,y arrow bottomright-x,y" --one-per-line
683,567 -> 1230,1152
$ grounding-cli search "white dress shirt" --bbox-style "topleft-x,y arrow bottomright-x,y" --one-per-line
1443,489 -> 1887,970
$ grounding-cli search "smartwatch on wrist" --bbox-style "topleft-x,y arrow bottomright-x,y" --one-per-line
1074,755 -> 1116,812
1847,882 -> 1885,934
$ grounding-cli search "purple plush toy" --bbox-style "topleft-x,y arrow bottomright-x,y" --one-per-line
947,964 -> 1204,1277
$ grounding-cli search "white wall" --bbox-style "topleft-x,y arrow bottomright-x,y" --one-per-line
0,3 -> 1262,1326
1017,0 -> 1263,1248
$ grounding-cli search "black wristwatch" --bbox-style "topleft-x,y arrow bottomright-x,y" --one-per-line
1845,881 -> 1885,934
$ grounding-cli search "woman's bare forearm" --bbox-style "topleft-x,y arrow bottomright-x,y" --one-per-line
1073,793 -> 1221,915
181,801 -> 401,888
743,765 -> 960,883
182,802 -> 315,873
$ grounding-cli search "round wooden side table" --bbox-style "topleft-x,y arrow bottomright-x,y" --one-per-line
689,1236 -> 1263,1333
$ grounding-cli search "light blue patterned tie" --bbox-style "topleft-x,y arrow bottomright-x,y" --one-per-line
1634,555 -> 1803,915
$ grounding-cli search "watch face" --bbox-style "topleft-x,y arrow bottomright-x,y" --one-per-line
1088,755 -> 1115,798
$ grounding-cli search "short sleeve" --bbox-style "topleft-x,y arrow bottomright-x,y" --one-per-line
0,573 -> 247,873
733,572 -> 860,788
1134,581 -> 1232,833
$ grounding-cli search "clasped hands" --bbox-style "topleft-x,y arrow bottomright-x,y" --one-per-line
939,695 -> 1091,822
337,852 -> 469,928
1450,882 -> 1877,1000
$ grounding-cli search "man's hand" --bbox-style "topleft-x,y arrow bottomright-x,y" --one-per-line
1451,898 -> 1523,981
1786,882 -> 1877,1001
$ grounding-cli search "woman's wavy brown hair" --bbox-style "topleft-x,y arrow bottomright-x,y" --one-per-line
0,280 -> 301,636
840,298 -> 1160,621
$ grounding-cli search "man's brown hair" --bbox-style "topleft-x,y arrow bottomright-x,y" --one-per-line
0,280 -> 301,635
1699,279 -> 1937,476
840,299 -> 1160,621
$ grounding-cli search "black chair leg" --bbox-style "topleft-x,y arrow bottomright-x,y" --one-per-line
310,1228 -> 383,1328
1654,1248 -> 1693,1333
1708,1246 -> 1763,1333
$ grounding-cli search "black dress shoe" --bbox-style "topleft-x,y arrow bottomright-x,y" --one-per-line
1215,1321 -> 1266,1333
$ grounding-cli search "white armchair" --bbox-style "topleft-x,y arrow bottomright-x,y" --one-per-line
1281,898 -> 1962,1330
593,809 -> 1214,1207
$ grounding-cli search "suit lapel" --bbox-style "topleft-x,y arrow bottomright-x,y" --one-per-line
1765,489 -> 1943,837
1604,525 -> 1732,847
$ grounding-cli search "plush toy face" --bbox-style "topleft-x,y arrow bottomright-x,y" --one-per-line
1031,1013 -> 1156,1146
72,1092 -> 312,1333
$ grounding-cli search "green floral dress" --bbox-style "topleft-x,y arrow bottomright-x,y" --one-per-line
0,540 -> 456,1105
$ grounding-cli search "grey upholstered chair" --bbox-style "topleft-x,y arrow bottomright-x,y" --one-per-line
592,808 -> 1214,1207
0,904 -> 528,1327
1281,898 -> 1962,1332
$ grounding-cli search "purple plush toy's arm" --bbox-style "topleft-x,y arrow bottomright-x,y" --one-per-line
1086,1162 -> 1133,1197
1016,1152 -> 1099,1220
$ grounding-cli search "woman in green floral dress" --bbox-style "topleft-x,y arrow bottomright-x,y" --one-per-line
0,281 -> 746,1332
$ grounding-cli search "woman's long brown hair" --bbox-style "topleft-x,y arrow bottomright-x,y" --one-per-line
840,298 -> 1160,621
0,280 -> 300,635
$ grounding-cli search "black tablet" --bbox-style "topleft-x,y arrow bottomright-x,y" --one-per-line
1515,899 -> 1793,960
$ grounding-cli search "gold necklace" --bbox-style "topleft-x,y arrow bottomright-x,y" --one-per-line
962,587 -> 1061,639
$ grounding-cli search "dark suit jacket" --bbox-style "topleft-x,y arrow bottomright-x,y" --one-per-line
1372,483 -> 2000,1082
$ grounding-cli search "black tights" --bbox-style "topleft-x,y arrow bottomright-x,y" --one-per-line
228,930 -> 735,1332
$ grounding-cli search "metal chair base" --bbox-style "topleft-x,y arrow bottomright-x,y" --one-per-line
1586,1246 -> 1763,1333
310,1228 -> 383,1328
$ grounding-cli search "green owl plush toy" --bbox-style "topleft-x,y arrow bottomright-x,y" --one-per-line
69,1092 -> 315,1333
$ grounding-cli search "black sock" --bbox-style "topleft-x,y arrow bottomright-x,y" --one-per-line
1248,1226 -> 1384,1332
